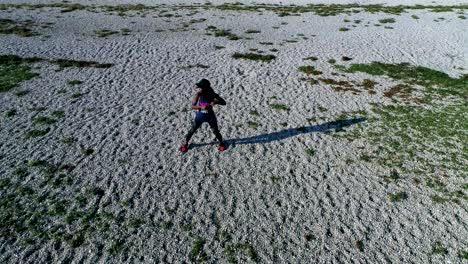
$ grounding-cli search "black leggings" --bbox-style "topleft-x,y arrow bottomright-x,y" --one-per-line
185,112 -> 223,143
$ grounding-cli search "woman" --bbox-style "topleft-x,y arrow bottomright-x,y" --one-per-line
180,79 -> 226,153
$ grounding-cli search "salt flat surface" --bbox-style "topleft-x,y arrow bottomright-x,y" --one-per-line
2,0 -> 468,6
0,2 -> 467,263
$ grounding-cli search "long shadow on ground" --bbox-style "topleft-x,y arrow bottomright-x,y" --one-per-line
190,117 -> 366,149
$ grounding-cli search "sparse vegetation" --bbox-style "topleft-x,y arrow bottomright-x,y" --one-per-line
269,103 -> 289,111
25,128 -> 50,139
298,65 -> 322,75
32,116 -> 57,125
0,55 -> 40,92
0,18 -> 39,37
14,89 -> 30,96
431,242 -> 448,255
94,29 -> 119,38
355,240 -> 364,252
247,121 -> 259,129
6,109 -> 17,117
305,148 -> 315,156
61,136 -> 75,144
245,29 -> 260,34
232,52 -> 276,62
378,18 -> 396,23
81,148 -> 95,156
189,237 -> 208,262
389,192 -> 408,202
68,80 -> 82,85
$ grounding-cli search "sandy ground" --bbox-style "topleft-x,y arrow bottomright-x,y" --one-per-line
0,2 -> 467,263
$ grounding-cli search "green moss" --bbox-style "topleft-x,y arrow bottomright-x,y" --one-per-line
339,27 -> 350,31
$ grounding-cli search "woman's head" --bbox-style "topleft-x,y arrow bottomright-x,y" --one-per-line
196,79 -> 214,94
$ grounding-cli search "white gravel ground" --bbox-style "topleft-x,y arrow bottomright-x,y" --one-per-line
0,2 -> 467,263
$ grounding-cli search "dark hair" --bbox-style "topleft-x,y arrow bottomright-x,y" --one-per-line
196,79 -> 215,96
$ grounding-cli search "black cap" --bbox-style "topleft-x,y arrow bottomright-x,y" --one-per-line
195,79 -> 210,88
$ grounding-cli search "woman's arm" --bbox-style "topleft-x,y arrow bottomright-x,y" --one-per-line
212,93 -> 226,105
191,93 -> 203,110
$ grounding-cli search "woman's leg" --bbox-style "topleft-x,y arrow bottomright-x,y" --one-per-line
208,115 -> 224,144
185,118 -> 203,144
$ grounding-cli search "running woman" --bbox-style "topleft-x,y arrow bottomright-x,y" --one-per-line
180,79 -> 226,153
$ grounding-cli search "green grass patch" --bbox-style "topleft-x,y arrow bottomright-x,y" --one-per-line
388,192 -> 408,202
32,116 -> 57,125
305,148 -> 315,156
52,110 -> 65,118
68,80 -> 82,86
247,121 -> 259,129
189,237 -> 208,262
346,62 -> 467,99
355,240 -> 364,252
94,29 -> 119,38
269,103 -> 289,111
6,109 -> 17,117
459,250 -> 468,259
25,128 -> 50,139
431,242 -> 448,255
61,136 -> 75,144
232,52 -> 276,62
298,65 -> 322,75
81,148 -> 94,156
378,18 -> 396,23
0,18 -> 38,37
245,29 -> 260,34
70,92 -> 83,99
0,55 -> 40,92
15,89 -> 30,97
52,59 -> 112,69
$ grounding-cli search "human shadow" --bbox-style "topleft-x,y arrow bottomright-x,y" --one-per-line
190,117 -> 366,149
